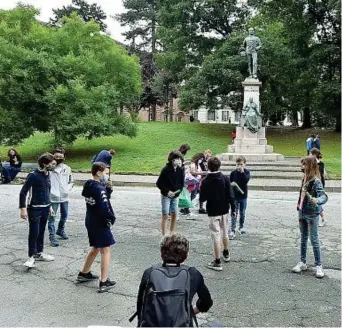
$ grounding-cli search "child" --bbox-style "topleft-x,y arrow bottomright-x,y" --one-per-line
293,156 -> 328,278
1,148 -> 22,184
19,153 -> 56,268
231,129 -> 237,144
77,162 -> 116,293
156,151 -> 184,235
310,148 -> 326,226
229,156 -> 250,239
48,148 -> 74,246
200,157 -> 236,271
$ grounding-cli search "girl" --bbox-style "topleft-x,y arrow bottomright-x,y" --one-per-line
77,162 -> 116,293
293,156 -> 328,278
1,148 -> 22,183
310,148 -> 326,227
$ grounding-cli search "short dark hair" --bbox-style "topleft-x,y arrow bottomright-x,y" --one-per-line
310,147 -> 322,159
168,150 -> 184,164
37,153 -> 55,168
208,157 -> 221,172
53,147 -> 65,155
310,134 -> 315,138
179,144 -> 191,155
160,234 -> 189,265
236,156 -> 246,164
91,162 -> 107,176
7,148 -> 19,157
109,149 -> 116,155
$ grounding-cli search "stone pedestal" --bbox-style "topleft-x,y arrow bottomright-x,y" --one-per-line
219,77 -> 284,162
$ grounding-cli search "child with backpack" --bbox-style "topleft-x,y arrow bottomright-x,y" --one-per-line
229,156 -> 250,239
200,157 -> 236,271
131,233 -> 213,327
292,156 -> 328,278
310,148 -> 326,226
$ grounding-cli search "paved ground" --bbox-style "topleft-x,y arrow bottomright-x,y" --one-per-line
0,185 -> 341,327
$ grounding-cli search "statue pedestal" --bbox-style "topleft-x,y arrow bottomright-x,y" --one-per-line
218,78 -> 284,162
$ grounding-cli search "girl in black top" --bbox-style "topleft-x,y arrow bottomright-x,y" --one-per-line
1,148 -> 22,183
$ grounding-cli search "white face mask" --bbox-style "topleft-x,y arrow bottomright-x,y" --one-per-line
173,159 -> 181,168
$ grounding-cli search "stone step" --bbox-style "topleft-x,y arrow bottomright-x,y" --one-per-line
220,165 -> 300,172
14,172 -> 341,192
220,170 -> 303,179
220,160 -> 301,167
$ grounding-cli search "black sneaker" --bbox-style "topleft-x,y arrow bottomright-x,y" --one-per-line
223,249 -> 230,262
56,230 -> 69,240
198,208 -> 207,214
98,279 -> 116,293
77,271 -> 99,282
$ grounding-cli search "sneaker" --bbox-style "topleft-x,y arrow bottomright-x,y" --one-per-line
56,230 -> 68,240
292,261 -> 308,273
34,253 -> 54,262
185,212 -> 198,220
23,257 -> 35,268
98,279 -> 117,293
229,231 -> 236,240
198,208 -> 207,214
77,271 -> 99,282
318,219 -> 326,227
50,239 -> 59,247
223,249 -> 230,262
316,265 -> 325,278
239,227 -> 247,235
206,261 -> 223,272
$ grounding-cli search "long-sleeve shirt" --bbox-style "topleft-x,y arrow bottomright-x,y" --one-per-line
156,164 -> 184,197
19,170 -> 51,208
50,163 -> 74,203
91,150 -> 113,167
9,155 -> 22,168
136,265 -> 213,326
230,169 -> 250,200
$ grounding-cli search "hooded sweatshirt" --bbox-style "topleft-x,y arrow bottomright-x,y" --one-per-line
50,163 -> 74,203
200,172 -> 236,216
82,179 -> 115,229
156,164 -> 184,197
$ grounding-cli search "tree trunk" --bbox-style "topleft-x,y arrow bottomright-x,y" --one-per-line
291,109 -> 299,127
335,111 -> 341,132
150,102 -> 156,121
301,107 -> 312,129
151,3 -> 156,55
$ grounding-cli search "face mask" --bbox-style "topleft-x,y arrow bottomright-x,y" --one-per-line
173,159 -> 181,168
46,164 -> 55,171
100,175 -> 109,185
55,159 -> 64,165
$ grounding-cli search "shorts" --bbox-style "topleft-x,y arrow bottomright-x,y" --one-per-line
209,215 -> 229,242
161,195 -> 178,215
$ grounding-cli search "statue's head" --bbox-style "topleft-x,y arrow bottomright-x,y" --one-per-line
249,97 -> 253,103
248,28 -> 254,35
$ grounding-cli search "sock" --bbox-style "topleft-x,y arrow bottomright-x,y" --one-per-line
223,249 -> 229,255
215,258 -> 221,265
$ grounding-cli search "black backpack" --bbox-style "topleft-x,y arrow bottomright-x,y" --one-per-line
139,264 -> 197,327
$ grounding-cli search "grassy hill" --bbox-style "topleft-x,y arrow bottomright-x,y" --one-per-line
0,122 -> 340,177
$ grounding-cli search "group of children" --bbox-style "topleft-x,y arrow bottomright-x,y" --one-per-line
156,145 -> 328,278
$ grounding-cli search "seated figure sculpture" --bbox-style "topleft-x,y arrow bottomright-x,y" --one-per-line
239,97 -> 262,133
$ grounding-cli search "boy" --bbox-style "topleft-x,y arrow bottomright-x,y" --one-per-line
132,234 -> 213,327
48,148 -> 74,246
200,157 -> 236,271
229,156 -> 250,239
77,162 -> 116,293
91,149 -> 116,168
156,151 -> 184,235
20,153 -> 56,268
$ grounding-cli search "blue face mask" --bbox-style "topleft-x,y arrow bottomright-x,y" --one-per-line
100,175 -> 109,185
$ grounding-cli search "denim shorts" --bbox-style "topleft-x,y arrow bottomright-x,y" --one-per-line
161,195 -> 178,215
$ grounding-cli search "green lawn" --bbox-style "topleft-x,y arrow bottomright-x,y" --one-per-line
0,122 -> 340,177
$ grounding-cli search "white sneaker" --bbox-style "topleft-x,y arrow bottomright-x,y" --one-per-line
23,257 -> 35,268
34,253 -> 54,262
292,261 -> 308,273
318,219 -> 326,227
229,231 -> 236,240
239,227 -> 247,235
185,212 -> 197,220
316,265 -> 324,278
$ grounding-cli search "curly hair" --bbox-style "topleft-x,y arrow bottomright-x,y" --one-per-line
160,233 -> 189,265
168,150 -> 184,164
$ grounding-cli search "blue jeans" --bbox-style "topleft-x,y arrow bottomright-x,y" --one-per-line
299,213 -> 321,266
231,198 -> 247,231
161,195 -> 178,215
28,207 -> 50,257
48,202 -> 69,239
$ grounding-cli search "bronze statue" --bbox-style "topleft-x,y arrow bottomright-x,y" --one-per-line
242,28 -> 262,78
240,97 -> 262,133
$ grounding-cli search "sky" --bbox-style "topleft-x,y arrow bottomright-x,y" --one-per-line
0,0 -> 127,43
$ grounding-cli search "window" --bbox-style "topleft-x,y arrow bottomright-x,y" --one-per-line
221,111 -> 229,122
208,110 -> 215,121
193,110 -> 198,120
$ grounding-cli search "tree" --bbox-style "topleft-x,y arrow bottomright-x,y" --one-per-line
0,5 -> 142,146
116,0 -> 159,120
50,0 -> 107,32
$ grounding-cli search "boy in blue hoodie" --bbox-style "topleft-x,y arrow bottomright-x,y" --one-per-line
77,162 -> 116,293
229,156 -> 250,239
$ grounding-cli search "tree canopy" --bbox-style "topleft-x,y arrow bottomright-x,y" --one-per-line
0,5 -> 142,146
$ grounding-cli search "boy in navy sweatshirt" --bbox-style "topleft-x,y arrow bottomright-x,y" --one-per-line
200,157 -> 236,271
19,153 -> 56,268
229,156 -> 250,239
